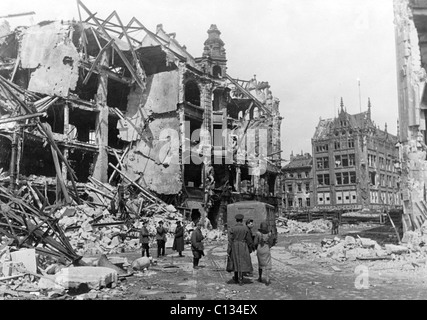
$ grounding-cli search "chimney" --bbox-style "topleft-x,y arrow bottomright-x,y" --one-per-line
156,24 -> 163,33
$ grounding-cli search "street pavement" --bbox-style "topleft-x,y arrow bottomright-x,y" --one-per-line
122,232 -> 427,301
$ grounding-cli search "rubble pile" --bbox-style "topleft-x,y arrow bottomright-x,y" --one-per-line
316,236 -> 388,261
54,202 -> 185,256
277,218 -> 331,234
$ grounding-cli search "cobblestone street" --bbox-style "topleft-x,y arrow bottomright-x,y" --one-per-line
120,231 -> 427,301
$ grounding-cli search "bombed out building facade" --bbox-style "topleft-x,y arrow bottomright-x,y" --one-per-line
394,0 -> 427,234
0,2 -> 283,228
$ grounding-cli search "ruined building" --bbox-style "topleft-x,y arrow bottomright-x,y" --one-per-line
0,1 -> 282,228
281,152 -> 313,211
394,0 -> 427,233
311,99 -> 401,211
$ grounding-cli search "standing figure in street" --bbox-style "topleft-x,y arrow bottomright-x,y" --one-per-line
245,219 -> 255,253
156,221 -> 167,258
331,215 -> 340,235
173,220 -> 185,257
191,221 -> 205,269
139,220 -> 150,257
227,214 -> 253,285
254,221 -> 275,286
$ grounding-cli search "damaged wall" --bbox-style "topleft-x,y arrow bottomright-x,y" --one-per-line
118,69 -> 180,142
394,0 -> 427,233
20,22 -> 79,97
117,68 -> 181,195
122,116 -> 181,195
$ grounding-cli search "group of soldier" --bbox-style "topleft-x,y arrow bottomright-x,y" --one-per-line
139,213 -> 276,286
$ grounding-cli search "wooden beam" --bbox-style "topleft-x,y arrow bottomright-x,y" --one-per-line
50,145 -> 72,205
77,1 -> 145,90
83,38 -> 114,85
0,112 -> 45,125
81,61 -> 132,85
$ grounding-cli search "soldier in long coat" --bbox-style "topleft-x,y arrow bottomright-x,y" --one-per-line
139,220 -> 150,257
227,213 -> 253,284
191,221 -> 205,269
172,220 -> 185,257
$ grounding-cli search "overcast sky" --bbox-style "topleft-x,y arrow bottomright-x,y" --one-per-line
2,0 -> 399,163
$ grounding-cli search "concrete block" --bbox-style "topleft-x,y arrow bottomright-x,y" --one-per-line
385,244 -> 409,255
10,249 -> 37,274
54,267 -> 118,290
131,257 -> 151,271
344,236 -> 356,246
38,275 -> 65,291
2,261 -> 26,276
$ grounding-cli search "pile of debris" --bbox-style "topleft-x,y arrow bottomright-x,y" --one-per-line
289,233 -> 427,271
277,218 -> 331,234
0,240 -> 136,300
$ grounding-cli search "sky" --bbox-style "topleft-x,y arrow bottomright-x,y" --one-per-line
2,0 -> 399,164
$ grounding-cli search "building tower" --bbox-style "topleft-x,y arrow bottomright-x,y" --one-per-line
198,24 -> 227,78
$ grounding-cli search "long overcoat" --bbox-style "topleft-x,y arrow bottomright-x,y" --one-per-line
172,225 -> 185,252
139,226 -> 150,244
191,228 -> 205,259
227,222 -> 253,273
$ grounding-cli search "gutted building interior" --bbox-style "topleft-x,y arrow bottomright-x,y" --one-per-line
394,0 -> 427,234
0,1 -> 283,228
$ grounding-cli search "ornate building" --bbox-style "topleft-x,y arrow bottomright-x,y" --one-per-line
312,98 -> 401,211
282,152 -> 313,211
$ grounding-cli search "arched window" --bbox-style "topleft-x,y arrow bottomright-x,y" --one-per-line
185,81 -> 200,106
212,65 -> 222,78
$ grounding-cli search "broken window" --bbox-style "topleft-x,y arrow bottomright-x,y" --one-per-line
342,172 -> 349,184
298,183 -> 302,192
212,65 -> 222,78
335,155 -> 341,167
336,173 -> 342,185
306,198 -> 310,206
370,171 -> 376,185
349,154 -> 355,166
316,156 -> 329,169
213,90 -> 222,112
341,154 -> 348,167
315,144 -> 328,153
317,174 -> 330,186
348,138 -> 354,148
185,81 -> 200,106
334,140 -> 340,150
305,183 -> 310,192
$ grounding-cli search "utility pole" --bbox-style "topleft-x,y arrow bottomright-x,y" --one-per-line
357,78 -> 361,113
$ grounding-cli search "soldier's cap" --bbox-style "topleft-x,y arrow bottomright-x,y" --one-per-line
158,221 -> 163,224
235,213 -> 244,220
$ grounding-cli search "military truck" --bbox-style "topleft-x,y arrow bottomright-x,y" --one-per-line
226,201 -> 278,242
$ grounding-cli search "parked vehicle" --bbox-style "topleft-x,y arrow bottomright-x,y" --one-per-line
226,201 -> 277,243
